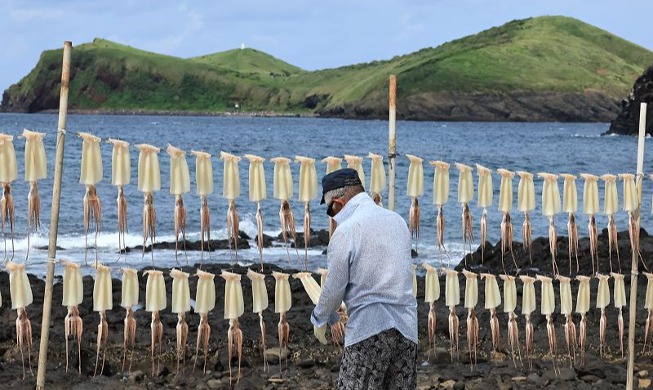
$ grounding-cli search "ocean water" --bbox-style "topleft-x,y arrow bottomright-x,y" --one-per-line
0,113 -> 650,277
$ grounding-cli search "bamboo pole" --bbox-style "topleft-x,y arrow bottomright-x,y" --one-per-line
36,41 -> 72,390
388,75 -> 397,211
627,102 -> 647,390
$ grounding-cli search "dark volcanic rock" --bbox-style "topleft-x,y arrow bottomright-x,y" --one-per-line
607,63 -> 653,135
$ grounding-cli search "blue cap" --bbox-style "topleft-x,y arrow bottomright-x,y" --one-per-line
320,168 -> 363,204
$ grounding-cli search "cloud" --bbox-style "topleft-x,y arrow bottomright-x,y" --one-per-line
9,7 -> 64,22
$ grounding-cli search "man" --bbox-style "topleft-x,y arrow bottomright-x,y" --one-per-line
311,168 -> 418,390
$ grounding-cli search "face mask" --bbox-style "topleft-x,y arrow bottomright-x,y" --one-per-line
326,201 -> 336,217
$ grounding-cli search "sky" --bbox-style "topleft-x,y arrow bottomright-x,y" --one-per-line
1,0 -> 653,94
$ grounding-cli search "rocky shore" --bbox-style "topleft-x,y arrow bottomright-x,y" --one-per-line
0,229 -> 652,389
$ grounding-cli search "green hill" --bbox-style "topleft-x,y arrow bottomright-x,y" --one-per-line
2,16 -> 652,121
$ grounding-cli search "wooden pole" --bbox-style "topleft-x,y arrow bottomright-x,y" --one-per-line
627,102 -> 647,390
388,75 -> 397,211
36,41 -> 72,390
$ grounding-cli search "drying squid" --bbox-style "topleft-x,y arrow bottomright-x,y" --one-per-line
194,269 -> 216,373
191,150 -> 213,261
462,270 -> 479,367
170,268 -> 190,373
315,267 -> 347,345
611,272 -> 626,358
245,154 -> 267,270
476,164 -> 493,261
576,275 -> 591,365
93,264 -> 112,376
7,261 -> 33,379
644,272 -> 653,353
481,273 -> 501,354
107,138 -> 131,255
517,171 -> 535,264
621,173 -> 644,269
412,264 -> 418,298
247,269 -> 269,371
445,269 -> 460,362
581,174 -> 600,274
167,145 -> 191,264
144,270 -> 166,376
79,132 -> 103,267
557,275 -> 576,366
136,144 -> 161,264
296,156 -> 318,270
538,173 -> 561,276
120,268 -> 139,373
596,273 -> 611,358
422,263 -> 440,360
61,260 -> 83,373
271,157 -> 299,262
455,163 -> 474,261
602,174 -> 620,273
368,152 -> 386,206
537,274 -> 558,374
222,270 -> 244,383
406,155 -> 424,250
0,133 -> 17,260
293,272 -> 328,344
497,169 -> 517,272
220,152 -> 242,264
322,156 -> 342,237
520,275 -> 536,369
430,161 -> 451,265
343,154 -> 365,185
500,274 -> 521,368
273,271 -> 292,369
21,129 -> 47,261
560,174 -> 579,274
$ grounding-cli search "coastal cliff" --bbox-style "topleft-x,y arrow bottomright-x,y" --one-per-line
606,63 -> 653,135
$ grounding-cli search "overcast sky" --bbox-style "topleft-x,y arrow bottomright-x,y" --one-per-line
1,0 -> 652,94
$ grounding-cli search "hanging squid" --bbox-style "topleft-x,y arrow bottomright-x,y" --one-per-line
368,152 -> 386,206
167,145 -> 191,264
576,275 -> 591,365
322,156 -> 342,237
611,272 -> 626,358
7,261 -> 33,379
0,133 -> 17,260
430,161 -> 451,265
644,272 -> 653,353
445,269 -> 460,362
220,152 -> 242,264
244,154 -> 267,271
144,270 -> 166,376
191,150 -> 213,261
93,264 -> 112,376
21,129 -> 47,262
475,164 -> 493,262
293,272 -> 328,345
560,174 -> 579,275
79,132 -> 103,267
538,173 -> 561,276
120,268 -> 139,373
315,268 -> 347,345
107,139 -> 131,256
61,260 -> 84,373
247,269 -> 269,371
455,163 -> 474,262
136,144 -> 161,264
222,270 -> 244,383
462,270 -> 479,367
422,263 -> 440,360
406,155 -> 424,251
194,269 -> 216,373
621,173 -> 645,269
500,274 -> 521,368
596,273 -> 611,358
557,275 -> 576,366
602,174 -> 620,273
170,268 -> 190,374
273,271 -> 292,370
497,169 -> 517,273
296,156 -> 318,270
520,275 -> 536,369
581,174 -> 600,274
517,171 -> 535,264
344,154 -> 365,185
271,157 -> 299,262
537,274 -> 559,374
481,273 -> 501,354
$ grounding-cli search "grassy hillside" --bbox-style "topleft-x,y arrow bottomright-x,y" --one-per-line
2,16 -> 652,120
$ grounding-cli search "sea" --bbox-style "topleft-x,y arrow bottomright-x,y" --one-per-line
0,113 -> 650,278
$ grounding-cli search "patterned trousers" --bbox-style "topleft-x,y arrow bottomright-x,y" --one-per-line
338,328 -> 417,390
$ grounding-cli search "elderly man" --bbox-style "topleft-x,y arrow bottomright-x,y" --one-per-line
311,168 -> 418,389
